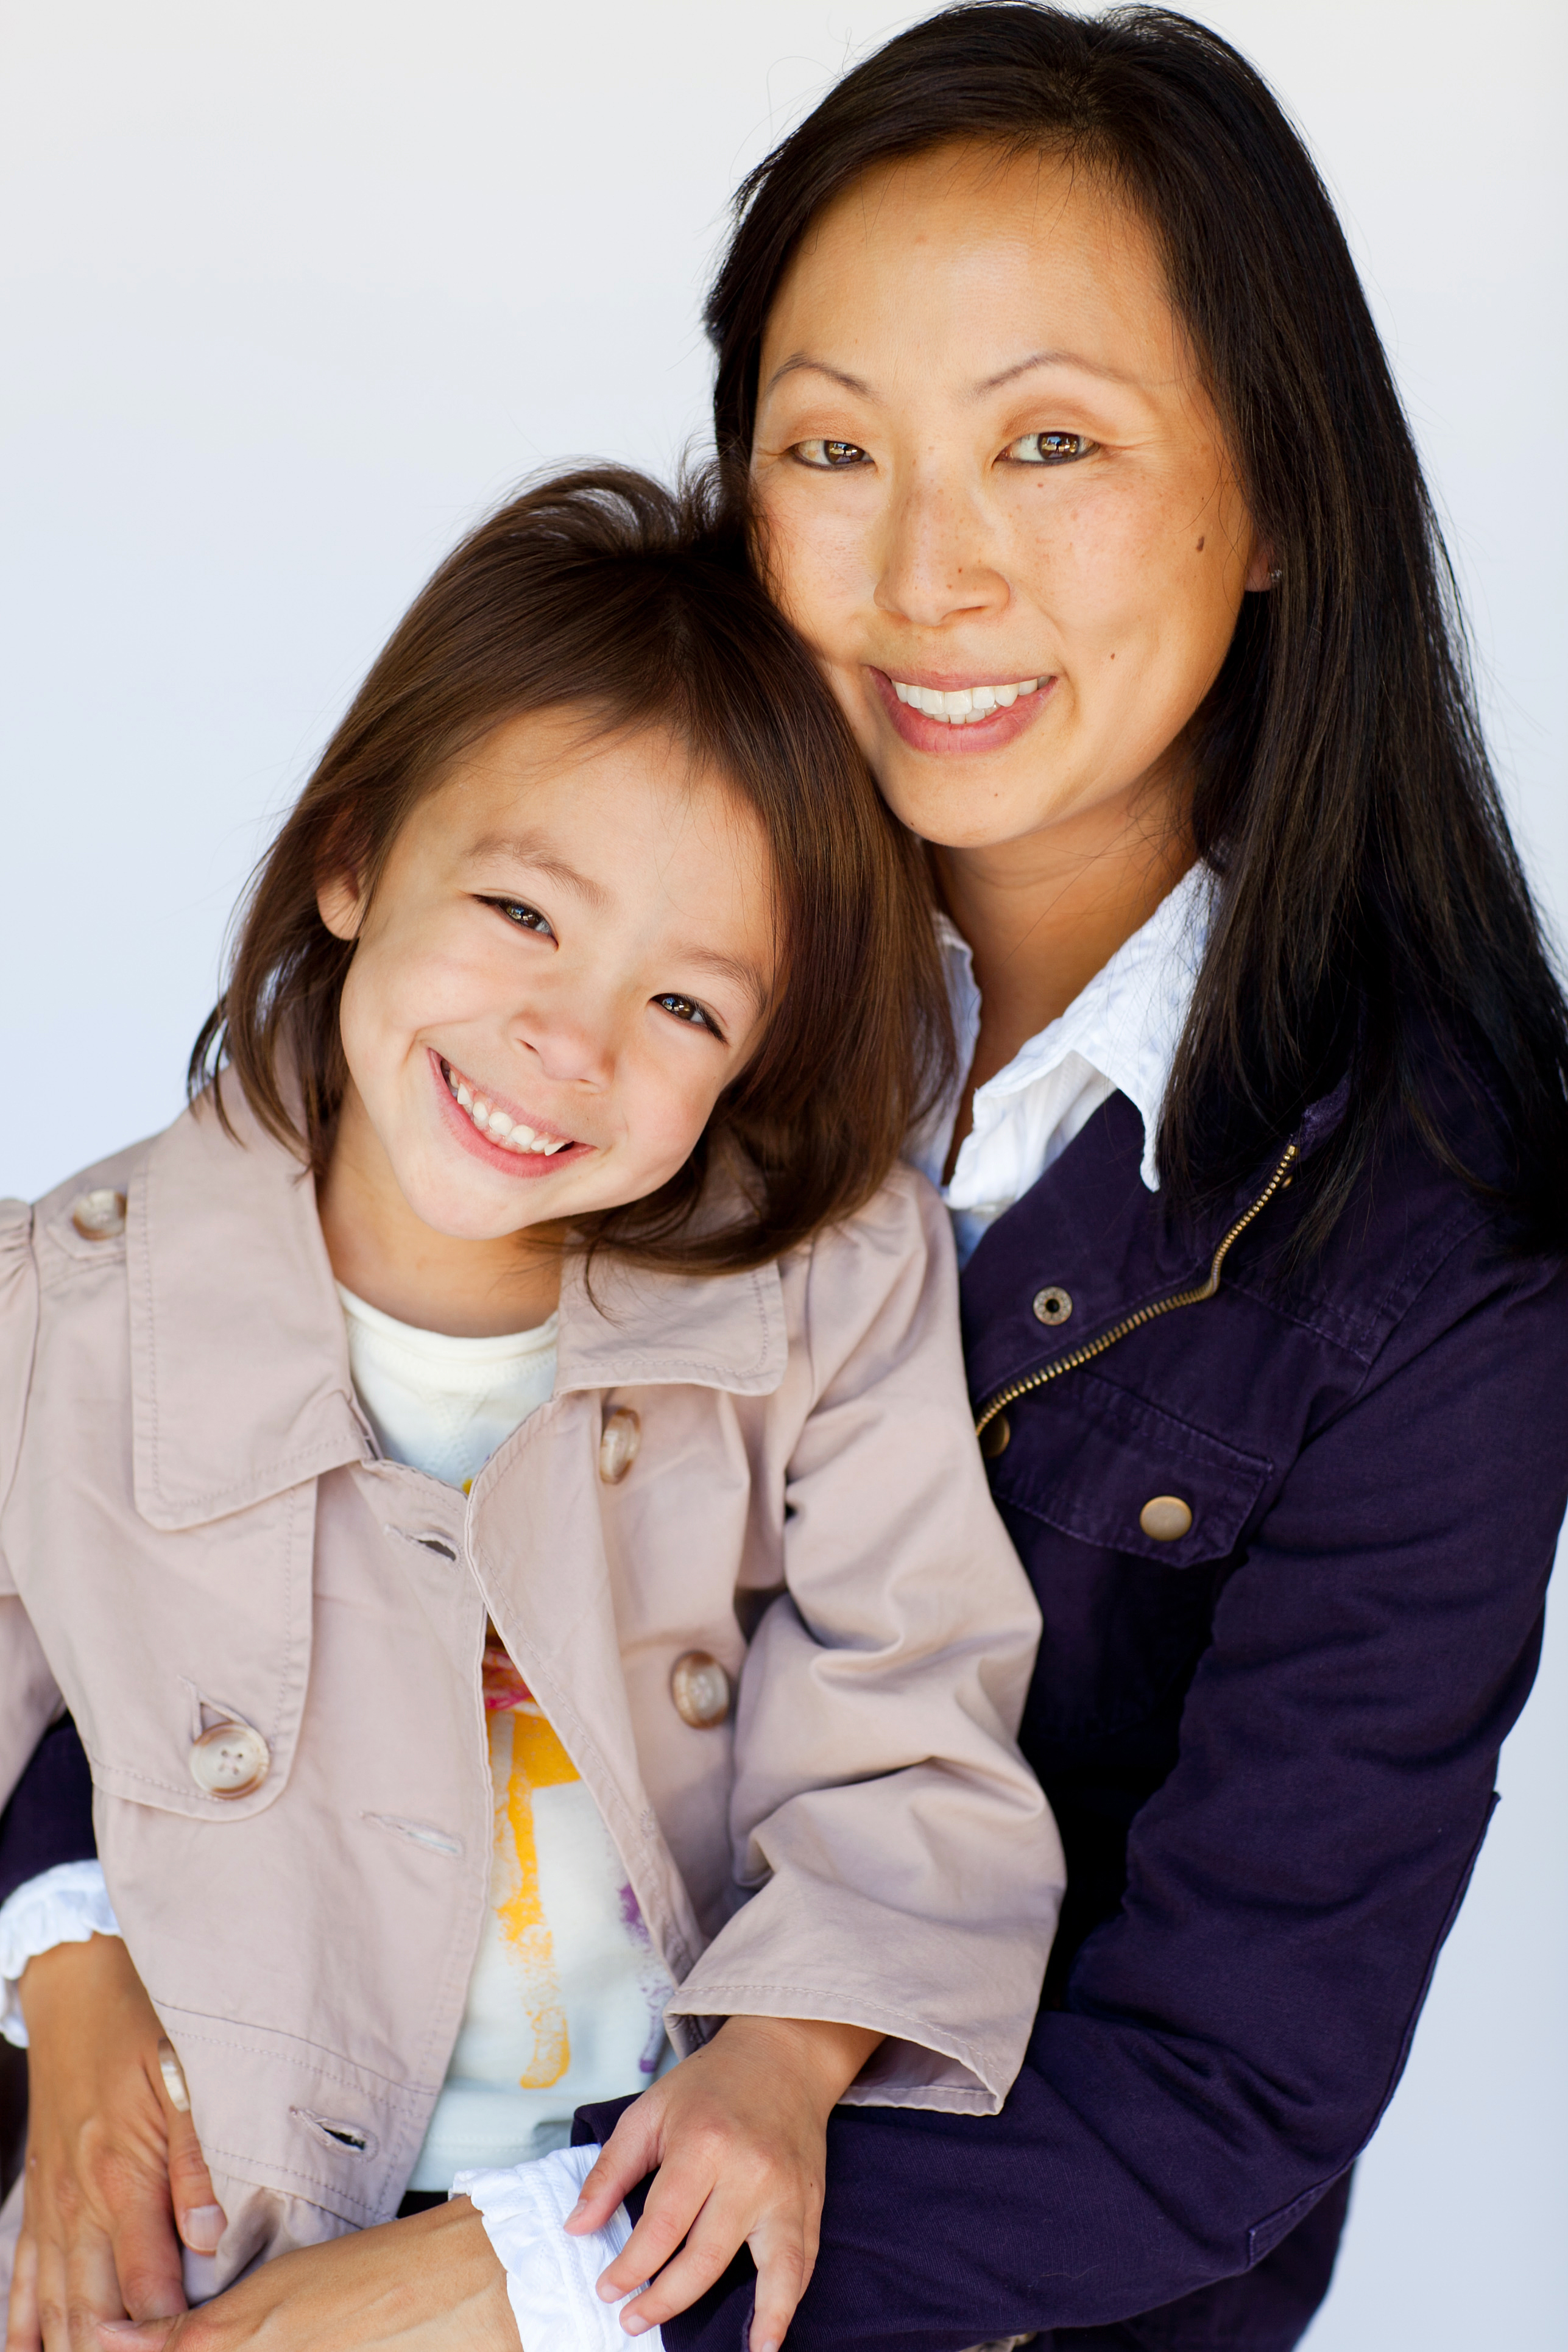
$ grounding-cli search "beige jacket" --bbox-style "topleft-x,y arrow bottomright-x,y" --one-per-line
0,1090 -> 1062,2287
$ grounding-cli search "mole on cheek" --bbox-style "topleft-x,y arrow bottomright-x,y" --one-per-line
1196,536 -> 1206,551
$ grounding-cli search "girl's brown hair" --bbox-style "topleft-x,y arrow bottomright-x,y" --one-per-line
191,464 -> 952,1274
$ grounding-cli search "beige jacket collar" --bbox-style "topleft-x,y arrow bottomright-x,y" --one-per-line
128,1088 -> 787,1532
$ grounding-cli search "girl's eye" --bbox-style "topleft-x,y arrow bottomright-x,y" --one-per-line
654,992 -> 721,1039
1003,431 -> 1097,466
490,899 -> 555,939
791,437 -> 870,470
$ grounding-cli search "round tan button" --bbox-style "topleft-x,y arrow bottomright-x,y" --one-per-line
189,1720 -> 270,1799
598,1407 -> 641,1485
1032,1286 -> 1073,1327
669,1650 -> 732,1729
71,1188 -> 126,1241
1139,1495 -> 1193,1543
980,1414 -> 1011,1460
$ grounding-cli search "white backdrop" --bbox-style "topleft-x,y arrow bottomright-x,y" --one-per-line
2,3 -> 1564,2342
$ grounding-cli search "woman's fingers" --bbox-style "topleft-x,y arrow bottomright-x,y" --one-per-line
4,2220 -> 43,2352
155,2046 -> 224,2259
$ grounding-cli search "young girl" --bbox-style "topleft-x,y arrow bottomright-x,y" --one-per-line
0,466 -> 1063,2352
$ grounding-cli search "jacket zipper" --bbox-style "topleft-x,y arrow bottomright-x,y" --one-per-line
973,1140 -> 1299,1439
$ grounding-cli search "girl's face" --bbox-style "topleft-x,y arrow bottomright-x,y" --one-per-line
319,711 -> 775,1242
751,143 -> 1268,855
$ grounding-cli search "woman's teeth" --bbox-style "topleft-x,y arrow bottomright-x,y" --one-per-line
891,677 -> 1040,724
444,1065 -> 570,1155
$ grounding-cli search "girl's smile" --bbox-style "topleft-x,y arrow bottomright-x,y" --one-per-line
433,1050 -> 582,1169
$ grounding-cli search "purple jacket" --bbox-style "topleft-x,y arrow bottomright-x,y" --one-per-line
7,1047 -> 1566,2350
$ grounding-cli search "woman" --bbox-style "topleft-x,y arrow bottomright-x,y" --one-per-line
5,8 -> 1567,2350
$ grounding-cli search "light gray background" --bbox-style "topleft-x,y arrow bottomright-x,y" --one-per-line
2,2 -> 1564,2340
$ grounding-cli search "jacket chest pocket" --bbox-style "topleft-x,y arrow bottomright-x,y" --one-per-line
30,1482 -> 316,1823
987,1368 -> 1273,1742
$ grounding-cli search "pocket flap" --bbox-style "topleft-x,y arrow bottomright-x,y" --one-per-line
989,1366 -> 1272,1567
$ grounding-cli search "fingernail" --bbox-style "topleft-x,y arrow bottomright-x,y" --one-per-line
156,2038 -> 191,2113
180,2203 -> 225,2253
623,2320 -> 650,2337
596,2278 -> 621,2301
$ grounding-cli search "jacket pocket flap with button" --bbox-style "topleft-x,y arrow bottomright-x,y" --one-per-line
989,1366 -> 1273,1566
18,1483 -> 316,1824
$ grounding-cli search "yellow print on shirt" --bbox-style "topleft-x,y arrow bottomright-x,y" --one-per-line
493,1706 -> 580,2089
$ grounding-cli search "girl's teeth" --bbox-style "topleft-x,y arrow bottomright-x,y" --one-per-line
446,1064 -> 573,1156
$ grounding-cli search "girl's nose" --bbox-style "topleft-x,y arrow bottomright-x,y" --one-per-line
873,470 -> 1008,632
513,1005 -> 616,1093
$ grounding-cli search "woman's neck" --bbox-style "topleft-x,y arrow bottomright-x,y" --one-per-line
934,796 -> 1194,1173
317,1090 -> 563,1338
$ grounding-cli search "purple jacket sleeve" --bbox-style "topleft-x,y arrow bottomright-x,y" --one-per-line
0,1716 -> 97,1912
582,1231 -> 1567,2350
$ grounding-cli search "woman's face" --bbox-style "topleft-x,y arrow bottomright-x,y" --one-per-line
752,143 -> 1268,855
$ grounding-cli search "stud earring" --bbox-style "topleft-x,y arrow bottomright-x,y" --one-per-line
1268,564 -> 1283,584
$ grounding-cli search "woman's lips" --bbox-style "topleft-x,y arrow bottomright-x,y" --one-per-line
429,1050 -> 588,1179
870,667 -> 1054,753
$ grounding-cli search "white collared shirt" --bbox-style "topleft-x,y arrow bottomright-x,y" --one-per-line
909,863 -> 1212,1263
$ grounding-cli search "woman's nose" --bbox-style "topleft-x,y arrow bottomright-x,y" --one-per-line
873,471 -> 1008,631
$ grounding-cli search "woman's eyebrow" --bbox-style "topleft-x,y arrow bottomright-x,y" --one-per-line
764,353 -> 878,401
465,832 -> 611,913
973,348 -> 1139,394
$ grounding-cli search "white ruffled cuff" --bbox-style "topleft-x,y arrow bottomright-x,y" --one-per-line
0,1861 -> 122,2047
455,2144 -> 663,2352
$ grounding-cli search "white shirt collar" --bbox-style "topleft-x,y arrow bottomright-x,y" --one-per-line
913,864 -> 1212,1255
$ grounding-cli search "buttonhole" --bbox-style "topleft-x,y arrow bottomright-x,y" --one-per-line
364,1812 -> 464,1859
290,2107 -> 375,2157
386,1527 -> 459,1561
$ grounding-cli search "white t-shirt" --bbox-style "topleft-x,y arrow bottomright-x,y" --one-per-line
337,1285 -> 673,2189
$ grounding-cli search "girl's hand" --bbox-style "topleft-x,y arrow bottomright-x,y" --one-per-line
568,2016 -> 881,2352
91,2202 -> 519,2352
7,1935 -> 224,2352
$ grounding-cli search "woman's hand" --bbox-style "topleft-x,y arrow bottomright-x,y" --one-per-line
6,1935 -> 224,2352
569,2015 -> 881,2352
92,2202 -> 519,2352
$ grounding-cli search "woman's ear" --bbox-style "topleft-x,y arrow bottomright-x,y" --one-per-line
1245,540 -> 1280,592
317,867 -> 367,941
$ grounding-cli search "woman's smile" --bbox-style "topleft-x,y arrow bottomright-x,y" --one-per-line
871,665 -> 1052,754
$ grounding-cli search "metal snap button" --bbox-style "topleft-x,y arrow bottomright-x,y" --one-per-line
71,1188 -> 127,1241
598,1407 -> 641,1485
669,1650 -> 732,1729
980,1413 -> 1011,1459
189,1720 -> 270,1799
1139,1495 -> 1193,1543
1032,1286 -> 1073,1326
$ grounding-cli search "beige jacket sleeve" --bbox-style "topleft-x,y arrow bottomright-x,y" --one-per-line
664,1171 -> 1064,2114
0,1201 -> 63,1809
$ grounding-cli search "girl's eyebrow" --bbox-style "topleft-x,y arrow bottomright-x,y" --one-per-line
465,832 -> 611,913
685,947 -> 769,1018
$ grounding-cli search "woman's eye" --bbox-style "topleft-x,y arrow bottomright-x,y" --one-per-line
654,992 -> 721,1037
490,899 -> 555,939
791,437 -> 870,470
1003,431 -> 1097,465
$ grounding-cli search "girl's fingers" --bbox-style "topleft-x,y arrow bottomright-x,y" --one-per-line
566,2104 -> 663,2237
613,2192 -> 780,2335
62,2225 -> 129,2352
594,2158 -> 715,2300
745,2212 -> 814,2352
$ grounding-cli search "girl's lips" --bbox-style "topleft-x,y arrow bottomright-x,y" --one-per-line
870,668 -> 1054,754
429,1050 -> 590,1181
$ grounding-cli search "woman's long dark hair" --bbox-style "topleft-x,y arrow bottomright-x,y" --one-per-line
705,2 -> 1568,1252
